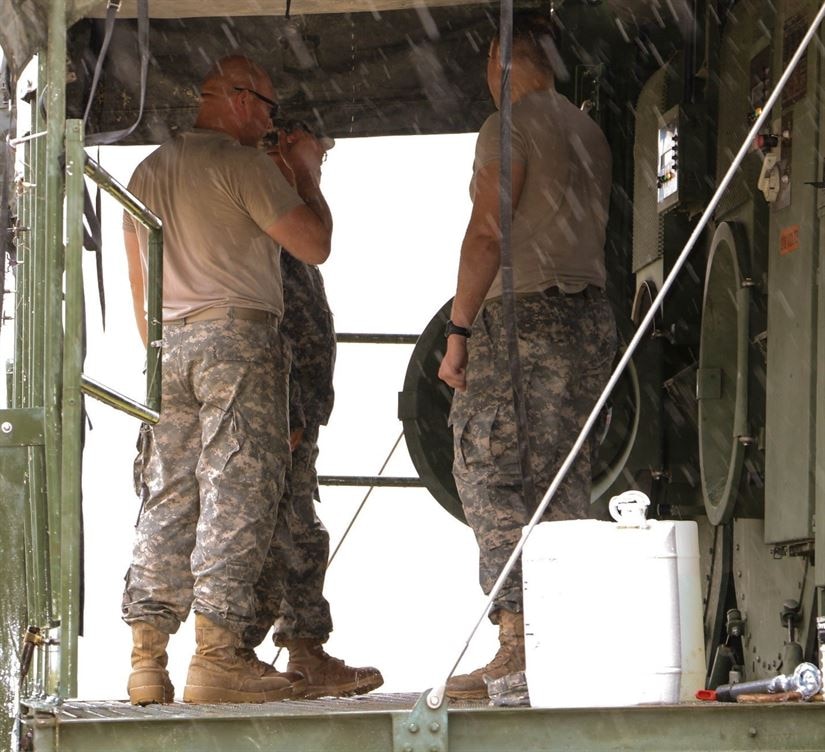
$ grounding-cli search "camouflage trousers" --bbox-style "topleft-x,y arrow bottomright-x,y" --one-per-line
122,318 -> 290,636
450,288 -> 617,617
245,422 -> 333,648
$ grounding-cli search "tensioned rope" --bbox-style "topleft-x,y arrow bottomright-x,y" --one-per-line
270,430 -> 405,665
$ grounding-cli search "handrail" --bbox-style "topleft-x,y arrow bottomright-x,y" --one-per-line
81,154 -> 163,422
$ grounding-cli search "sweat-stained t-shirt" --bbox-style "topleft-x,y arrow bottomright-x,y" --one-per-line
473,88 -> 612,300
123,129 -> 304,321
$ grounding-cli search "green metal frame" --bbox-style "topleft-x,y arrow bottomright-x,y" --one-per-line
0,0 -> 164,714
81,154 -> 163,423
21,695 -> 825,752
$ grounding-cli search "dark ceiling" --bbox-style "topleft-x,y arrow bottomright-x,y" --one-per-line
65,1 -> 683,144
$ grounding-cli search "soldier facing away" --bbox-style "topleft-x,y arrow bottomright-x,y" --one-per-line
438,12 -> 618,699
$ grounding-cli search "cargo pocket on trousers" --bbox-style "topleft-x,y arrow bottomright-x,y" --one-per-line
209,407 -> 243,479
452,407 -> 499,484
133,423 -> 153,525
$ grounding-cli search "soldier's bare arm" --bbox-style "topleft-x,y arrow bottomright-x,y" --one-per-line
438,160 -> 526,390
266,131 -> 332,265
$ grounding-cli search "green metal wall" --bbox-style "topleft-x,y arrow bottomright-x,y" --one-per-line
764,0 -> 823,544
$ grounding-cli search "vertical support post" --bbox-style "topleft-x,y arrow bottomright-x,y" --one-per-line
146,227 -> 163,413
60,119 -> 84,698
815,11 -> 825,613
43,0 -> 66,647
17,61 -> 52,696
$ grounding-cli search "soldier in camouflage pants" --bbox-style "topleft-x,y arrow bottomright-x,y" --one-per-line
246,252 -> 335,647
450,292 -> 617,614
121,55 -> 333,706
438,12 -> 617,699
126,318 -> 290,636
244,189 -> 383,698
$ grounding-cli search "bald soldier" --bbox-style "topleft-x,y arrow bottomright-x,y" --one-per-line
121,55 -> 332,705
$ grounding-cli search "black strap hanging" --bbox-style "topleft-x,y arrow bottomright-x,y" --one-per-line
79,0 -> 150,327
83,0 -> 150,147
498,2 -> 538,517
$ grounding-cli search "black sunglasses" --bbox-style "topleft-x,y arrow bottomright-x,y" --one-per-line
233,87 -> 280,119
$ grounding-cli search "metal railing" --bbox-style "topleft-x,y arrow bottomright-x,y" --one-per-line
81,155 -> 163,423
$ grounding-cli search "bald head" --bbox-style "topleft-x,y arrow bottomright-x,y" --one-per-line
195,55 -> 276,146
200,55 -> 271,99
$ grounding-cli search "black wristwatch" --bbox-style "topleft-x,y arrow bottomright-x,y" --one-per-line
445,320 -> 472,339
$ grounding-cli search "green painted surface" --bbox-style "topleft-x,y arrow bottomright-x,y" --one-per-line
765,0 -> 822,543
20,699 -> 825,752
59,119 -> 84,698
0,446 -> 30,751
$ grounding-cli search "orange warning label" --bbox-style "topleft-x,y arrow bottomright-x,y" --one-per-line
780,225 -> 800,255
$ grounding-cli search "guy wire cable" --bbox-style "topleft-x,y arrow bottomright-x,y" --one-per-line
327,430 -> 405,567
425,0 -> 825,709
271,429 -> 405,665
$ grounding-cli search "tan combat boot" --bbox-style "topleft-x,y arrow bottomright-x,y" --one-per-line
183,614 -> 298,703
283,638 -> 384,699
445,609 -> 525,700
128,621 -> 175,705
237,646 -> 308,697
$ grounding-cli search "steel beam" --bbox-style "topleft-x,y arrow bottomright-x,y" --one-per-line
319,476 -> 424,487
58,119 -> 84,698
83,155 -> 163,417
80,375 -> 159,424
42,5 -> 67,687
22,699 -> 825,752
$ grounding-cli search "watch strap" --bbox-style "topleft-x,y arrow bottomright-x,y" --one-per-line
445,320 -> 472,338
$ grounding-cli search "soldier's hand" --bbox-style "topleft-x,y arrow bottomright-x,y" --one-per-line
278,129 -> 325,183
438,337 -> 468,391
266,143 -> 296,186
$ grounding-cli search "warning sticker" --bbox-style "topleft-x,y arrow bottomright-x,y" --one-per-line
780,224 -> 800,255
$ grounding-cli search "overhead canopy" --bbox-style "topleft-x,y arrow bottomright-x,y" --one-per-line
0,0 -> 687,142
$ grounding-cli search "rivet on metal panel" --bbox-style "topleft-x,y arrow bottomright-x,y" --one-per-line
408,723 -> 419,733
403,745 -> 413,752
429,722 -> 440,733
748,727 -> 758,738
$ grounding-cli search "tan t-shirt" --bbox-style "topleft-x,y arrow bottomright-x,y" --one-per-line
123,129 -> 304,321
474,89 -> 612,300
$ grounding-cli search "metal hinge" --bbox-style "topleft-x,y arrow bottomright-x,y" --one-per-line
393,690 -> 449,752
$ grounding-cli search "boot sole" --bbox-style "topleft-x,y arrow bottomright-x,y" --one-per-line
295,674 -> 384,700
129,684 -> 174,705
182,683 -> 294,703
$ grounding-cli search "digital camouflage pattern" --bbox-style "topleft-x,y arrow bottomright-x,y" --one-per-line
450,290 -> 617,616
245,252 -> 336,649
122,317 -> 290,636
246,423 -> 333,647
280,251 -> 336,429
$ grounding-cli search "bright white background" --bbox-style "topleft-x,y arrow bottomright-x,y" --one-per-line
66,133 -> 501,699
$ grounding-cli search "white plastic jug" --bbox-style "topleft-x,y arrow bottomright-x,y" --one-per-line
522,491 -> 705,708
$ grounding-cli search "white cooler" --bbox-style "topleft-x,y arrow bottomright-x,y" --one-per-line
522,491 -> 705,707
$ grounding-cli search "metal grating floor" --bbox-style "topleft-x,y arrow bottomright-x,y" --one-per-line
36,692 -> 490,721
50,693 -> 420,720
22,693 -> 825,752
